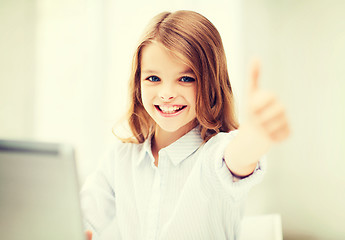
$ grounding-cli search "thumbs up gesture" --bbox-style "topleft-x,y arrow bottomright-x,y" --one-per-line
224,61 -> 290,177
242,61 -> 290,154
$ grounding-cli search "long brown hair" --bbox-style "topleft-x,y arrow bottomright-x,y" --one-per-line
117,10 -> 239,143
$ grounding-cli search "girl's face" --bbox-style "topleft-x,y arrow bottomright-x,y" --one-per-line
140,42 -> 197,135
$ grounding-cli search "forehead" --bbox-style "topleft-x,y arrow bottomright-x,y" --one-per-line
141,42 -> 193,75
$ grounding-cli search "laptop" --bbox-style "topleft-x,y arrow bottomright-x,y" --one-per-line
0,139 -> 86,240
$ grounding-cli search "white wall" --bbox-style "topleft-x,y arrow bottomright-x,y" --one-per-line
240,1 -> 345,239
33,0 -> 110,181
0,0 -> 36,139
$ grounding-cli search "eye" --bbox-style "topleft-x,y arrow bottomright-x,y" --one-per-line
147,76 -> 160,82
180,76 -> 195,83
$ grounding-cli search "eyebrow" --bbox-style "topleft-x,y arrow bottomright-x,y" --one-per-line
141,69 -> 195,75
141,70 -> 159,74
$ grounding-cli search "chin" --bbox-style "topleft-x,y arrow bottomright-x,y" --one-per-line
156,120 -> 197,134
156,123 -> 182,133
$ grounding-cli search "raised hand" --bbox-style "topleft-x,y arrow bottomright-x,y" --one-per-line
243,61 -> 290,153
224,61 -> 291,177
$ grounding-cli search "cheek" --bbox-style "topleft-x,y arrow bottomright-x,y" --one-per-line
140,87 -> 148,106
190,88 -> 197,117
141,85 -> 154,107
189,87 -> 197,108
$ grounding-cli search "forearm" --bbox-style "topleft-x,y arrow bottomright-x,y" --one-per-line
224,124 -> 271,177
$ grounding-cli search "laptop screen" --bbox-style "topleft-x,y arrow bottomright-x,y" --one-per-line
0,140 -> 86,240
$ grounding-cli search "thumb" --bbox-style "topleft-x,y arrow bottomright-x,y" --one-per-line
86,230 -> 92,240
248,60 -> 260,94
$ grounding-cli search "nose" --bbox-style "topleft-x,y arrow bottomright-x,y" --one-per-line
161,95 -> 174,101
159,83 -> 176,101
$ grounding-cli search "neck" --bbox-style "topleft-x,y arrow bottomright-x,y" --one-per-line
152,120 -> 197,156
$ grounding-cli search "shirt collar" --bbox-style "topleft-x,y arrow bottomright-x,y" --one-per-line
136,126 -> 203,167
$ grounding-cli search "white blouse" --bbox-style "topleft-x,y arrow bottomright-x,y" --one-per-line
80,127 -> 266,240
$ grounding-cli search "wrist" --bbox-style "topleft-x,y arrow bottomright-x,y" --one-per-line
237,123 -> 272,159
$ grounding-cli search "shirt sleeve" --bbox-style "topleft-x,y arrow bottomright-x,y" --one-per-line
80,142 -> 119,239
203,130 -> 267,201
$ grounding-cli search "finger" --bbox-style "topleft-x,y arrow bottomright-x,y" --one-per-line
250,91 -> 277,114
262,111 -> 286,130
249,60 -> 261,94
257,102 -> 285,125
265,116 -> 289,135
270,123 -> 291,142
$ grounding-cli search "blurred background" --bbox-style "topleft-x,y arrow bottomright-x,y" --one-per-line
0,0 -> 344,239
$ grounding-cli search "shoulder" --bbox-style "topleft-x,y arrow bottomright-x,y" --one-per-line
100,138 -> 144,166
203,130 -> 239,152
112,138 -> 144,155
198,130 -> 239,170
213,129 -> 239,140
109,138 -> 142,153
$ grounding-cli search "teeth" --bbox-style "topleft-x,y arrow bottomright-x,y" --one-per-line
159,105 -> 184,113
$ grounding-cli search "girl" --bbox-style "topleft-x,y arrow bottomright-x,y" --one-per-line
81,10 -> 290,240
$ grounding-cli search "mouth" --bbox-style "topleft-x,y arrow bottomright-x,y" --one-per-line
154,105 -> 187,115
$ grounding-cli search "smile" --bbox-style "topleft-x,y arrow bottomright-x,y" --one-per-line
155,105 -> 187,115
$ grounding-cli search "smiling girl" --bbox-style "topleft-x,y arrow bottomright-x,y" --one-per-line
81,10 -> 290,240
